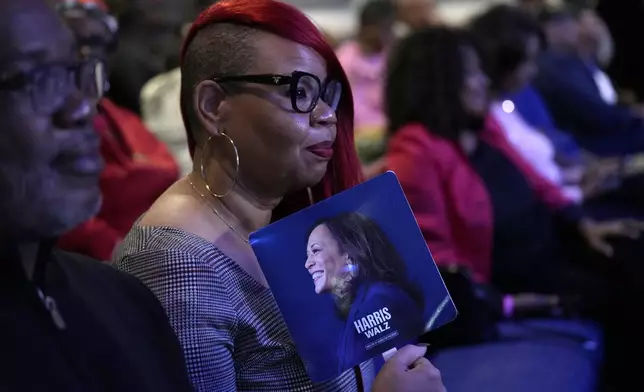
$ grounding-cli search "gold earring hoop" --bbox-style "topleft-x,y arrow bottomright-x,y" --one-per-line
200,133 -> 240,198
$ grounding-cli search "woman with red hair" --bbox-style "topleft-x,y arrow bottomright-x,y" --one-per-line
114,1 -> 444,391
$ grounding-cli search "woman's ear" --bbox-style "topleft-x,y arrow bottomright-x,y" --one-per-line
193,80 -> 228,137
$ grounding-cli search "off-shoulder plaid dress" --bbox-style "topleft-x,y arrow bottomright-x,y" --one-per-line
114,225 -> 375,392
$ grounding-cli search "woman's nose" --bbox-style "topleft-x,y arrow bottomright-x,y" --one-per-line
310,100 -> 338,127
305,256 -> 314,269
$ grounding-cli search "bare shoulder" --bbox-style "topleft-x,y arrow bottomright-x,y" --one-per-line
139,180 -> 222,243
137,179 -> 268,287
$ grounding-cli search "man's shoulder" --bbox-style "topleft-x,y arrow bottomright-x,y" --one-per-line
49,251 -> 194,391
52,249 -> 163,314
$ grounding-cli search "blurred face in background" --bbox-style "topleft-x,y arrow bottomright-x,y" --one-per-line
361,16 -> 396,53
578,9 -> 613,64
460,45 -> 490,117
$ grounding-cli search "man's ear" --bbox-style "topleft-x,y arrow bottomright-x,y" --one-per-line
193,80 -> 228,137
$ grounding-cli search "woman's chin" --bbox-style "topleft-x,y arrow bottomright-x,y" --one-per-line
302,163 -> 329,187
314,279 -> 329,294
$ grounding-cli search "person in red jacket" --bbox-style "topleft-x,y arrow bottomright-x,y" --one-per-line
384,26 -> 644,389
56,0 -> 180,260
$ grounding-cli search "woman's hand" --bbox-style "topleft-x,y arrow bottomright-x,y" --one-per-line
372,345 -> 446,392
581,158 -> 621,198
578,218 -> 644,257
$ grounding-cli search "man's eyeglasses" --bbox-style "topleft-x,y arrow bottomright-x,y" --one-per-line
213,71 -> 342,114
0,59 -> 109,114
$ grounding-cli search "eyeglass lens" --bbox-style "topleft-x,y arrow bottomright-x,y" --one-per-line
294,74 -> 341,113
31,61 -> 106,114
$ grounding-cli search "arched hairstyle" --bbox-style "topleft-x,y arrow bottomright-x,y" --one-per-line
308,212 -> 424,308
469,4 -> 543,89
386,26 -> 478,140
180,0 -> 363,221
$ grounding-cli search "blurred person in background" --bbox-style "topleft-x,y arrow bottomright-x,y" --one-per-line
106,0 -> 193,114
385,24 -> 644,389
533,7 -> 644,156
395,0 -> 440,36
0,0 -> 194,390
493,6 -> 644,203
338,0 -> 395,135
542,7 -> 616,105
140,22 -> 194,176
471,5 -> 586,203
57,0 -> 179,261
385,25 -> 593,298
114,0 -> 447,391
337,0 -> 396,179
384,21 -> 644,317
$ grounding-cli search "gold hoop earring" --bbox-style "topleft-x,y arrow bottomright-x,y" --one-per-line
200,133 -> 240,198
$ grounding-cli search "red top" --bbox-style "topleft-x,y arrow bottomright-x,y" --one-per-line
58,99 -> 179,260
386,117 -> 573,283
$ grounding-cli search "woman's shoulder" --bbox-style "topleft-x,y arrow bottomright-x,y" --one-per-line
117,225 -> 230,266
114,225 -> 245,292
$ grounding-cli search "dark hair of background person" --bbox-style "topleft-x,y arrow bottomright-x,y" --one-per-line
359,0 -> 396,28
469,4 -> 543,90
386,27 -> 478,141
308,212 -> 425,308
104,0 -> 195,113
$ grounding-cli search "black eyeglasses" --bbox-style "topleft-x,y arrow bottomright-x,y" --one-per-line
213,71 -> 342,113
0,58 -> 109,114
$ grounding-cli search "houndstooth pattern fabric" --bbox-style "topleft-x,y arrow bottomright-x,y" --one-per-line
114,226 -> 375,392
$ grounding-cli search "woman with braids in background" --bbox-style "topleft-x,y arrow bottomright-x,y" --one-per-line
114,1 -> 445,391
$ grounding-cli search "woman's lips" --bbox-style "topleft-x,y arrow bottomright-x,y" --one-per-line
307,141 -> 334,159
312,271 -> 323,282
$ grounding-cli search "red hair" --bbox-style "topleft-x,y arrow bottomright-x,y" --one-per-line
180,0 -> 363,220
